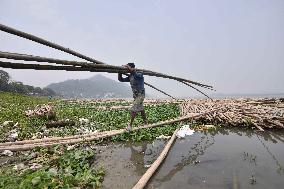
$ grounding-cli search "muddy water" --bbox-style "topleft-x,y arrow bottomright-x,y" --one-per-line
95,128 -> 284,189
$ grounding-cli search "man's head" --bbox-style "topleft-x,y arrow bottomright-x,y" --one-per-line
127,63 -> 135,68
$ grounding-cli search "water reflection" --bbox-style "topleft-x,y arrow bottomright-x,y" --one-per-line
146,127 -> 284,189
155,133 -> 215,183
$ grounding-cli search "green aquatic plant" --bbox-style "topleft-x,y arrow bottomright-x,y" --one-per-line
0,146 -> 104,189
0,92 -> 181,142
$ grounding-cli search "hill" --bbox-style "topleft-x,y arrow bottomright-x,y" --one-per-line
47,74 -> 133,98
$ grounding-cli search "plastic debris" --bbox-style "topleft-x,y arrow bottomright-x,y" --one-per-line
156,135 -> 171,140
29,163 -> 42,170
67,145 -> 76,151
79,118 -> 90,125
7,129 -> 18,141
195,124 -> 216,131
144,164 -> 152,168
13,163 -> 26,171
176,125 -> 195,138
2,121 -> 14,127
1,150 -> 13,156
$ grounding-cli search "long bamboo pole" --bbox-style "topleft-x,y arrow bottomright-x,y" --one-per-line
0,60 -> 211,99
0,24 -> 181,98
0,24 -> 213,89
0,51 -> 213,89
132,129 -> 178,189
181,81 -> 213,100
0,24 -> 105,64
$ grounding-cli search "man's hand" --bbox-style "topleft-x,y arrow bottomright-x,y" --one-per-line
123,65 -> 135,72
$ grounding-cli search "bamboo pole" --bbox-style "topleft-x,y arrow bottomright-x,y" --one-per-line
0,24 -> 105,64
0,24 -> 213,89
132,129 -> 178,189
0,60 -> 209,99
0,51 -> 212,89
181,81 -> 213,100
0,110 -> 216,151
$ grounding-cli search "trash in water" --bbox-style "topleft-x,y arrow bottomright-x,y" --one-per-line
176,125 -> 195,138
13,163 -> 26,171
2,121 -> 14,127
144,164 -> 152,168
196,124 -> 216,131
1,150 -> 13,156
156,135 -> 171,140
79,118 -> 90,125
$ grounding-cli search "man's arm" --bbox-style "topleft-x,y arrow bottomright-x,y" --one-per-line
123,65 -> 143,79
118,73 -> 130,82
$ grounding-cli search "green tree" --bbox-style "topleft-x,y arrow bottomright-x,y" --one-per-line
8,81 -> 29,94
42,87 -> 56,96
0,70 -> 10,91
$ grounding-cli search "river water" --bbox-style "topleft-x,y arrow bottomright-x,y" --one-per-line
96,128 -> 284,189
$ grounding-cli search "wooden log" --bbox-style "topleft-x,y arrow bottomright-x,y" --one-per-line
46,120 -> 75,128
251,121 -> 264,131
132,129 -> 178,189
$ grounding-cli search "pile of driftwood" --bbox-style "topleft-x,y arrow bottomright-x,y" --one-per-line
179,98 -> 284,130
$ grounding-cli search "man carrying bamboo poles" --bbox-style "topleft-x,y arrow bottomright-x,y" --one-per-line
118,63 -> 147,130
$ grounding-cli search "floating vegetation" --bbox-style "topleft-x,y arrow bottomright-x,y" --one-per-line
0,145 -> 104,188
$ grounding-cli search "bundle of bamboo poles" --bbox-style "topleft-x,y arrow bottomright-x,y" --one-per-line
0,23 -> 213,99
179,98 -> 284,130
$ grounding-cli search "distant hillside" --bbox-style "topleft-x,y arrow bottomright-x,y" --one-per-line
0,69 -> 56,96
47,75 -> 133,98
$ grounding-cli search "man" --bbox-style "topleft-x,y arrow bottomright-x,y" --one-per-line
118,63 -> 147,130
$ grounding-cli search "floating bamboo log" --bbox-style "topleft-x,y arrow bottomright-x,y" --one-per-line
132,129 -> 178,189
0,109 -> 216,152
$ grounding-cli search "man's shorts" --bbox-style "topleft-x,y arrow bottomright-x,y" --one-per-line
130,90 -> 145,112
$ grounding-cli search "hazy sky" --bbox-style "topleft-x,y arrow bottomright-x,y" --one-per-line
0,0 -> 283,97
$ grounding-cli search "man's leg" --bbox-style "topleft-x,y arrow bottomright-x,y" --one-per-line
140,110 -> 147,124
128,111 -> 137,129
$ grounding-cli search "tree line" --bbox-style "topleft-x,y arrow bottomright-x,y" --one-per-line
0,69 -> 56,96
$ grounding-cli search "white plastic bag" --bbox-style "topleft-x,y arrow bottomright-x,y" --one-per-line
176,125 -> 195,138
